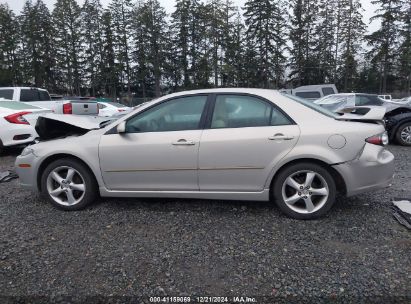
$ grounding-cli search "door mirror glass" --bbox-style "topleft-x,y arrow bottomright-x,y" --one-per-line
117,121 -> 126,133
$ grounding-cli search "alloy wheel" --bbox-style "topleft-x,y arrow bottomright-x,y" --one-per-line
400,125 -> 411,144
281,170 -> 329,214
46,166 -> 86,206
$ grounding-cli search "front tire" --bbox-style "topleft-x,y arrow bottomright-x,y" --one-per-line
41,158 -> 97,210
395,122 -> 411,146
272,162 -> 336,220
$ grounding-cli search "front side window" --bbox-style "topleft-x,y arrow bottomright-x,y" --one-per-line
0,89 -> 13,100
211,95 -> 291,129
126,95 -> 207,133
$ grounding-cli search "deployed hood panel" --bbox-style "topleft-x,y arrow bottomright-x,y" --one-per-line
35,113 -> 116,140
335,106 -> 386,122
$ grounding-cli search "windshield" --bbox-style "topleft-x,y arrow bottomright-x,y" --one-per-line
281,93 -> 337,118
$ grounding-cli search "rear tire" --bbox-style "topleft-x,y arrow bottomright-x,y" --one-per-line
272,162 -> 336,220
41,158 -> 97,210
395,122 -> 411,146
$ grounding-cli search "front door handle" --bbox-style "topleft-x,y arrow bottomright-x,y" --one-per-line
172,139 -> 196,146
268,133 -> 295,141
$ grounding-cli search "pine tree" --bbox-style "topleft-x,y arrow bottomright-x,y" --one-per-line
0,3 -> 20,86
366,0 -> 403,93
81,0 -> 104,96
244,0 -> 288,88
338,0 -> 366,91
53,0 -> 83,95
397,1 -> 411,94
108,0 -> 133,100
19,0 -> 55,89
170,0 -> 192,88
288,0 -> 319,86
101,10 -> 118,97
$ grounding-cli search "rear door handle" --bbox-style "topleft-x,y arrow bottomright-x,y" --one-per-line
268,133 -> 295,141
172,139 -> 196,146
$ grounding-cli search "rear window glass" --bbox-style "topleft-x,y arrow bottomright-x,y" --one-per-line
0,100 -> 41,110
0,89 -> 13,100
295,91 -> 321,99
281,93 -> 337,118
39,90 -> 51,101
322,87 -> 335,96
355,95 -> 384,106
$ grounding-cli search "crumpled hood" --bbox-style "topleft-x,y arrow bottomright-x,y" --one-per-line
35,113 -> 117,140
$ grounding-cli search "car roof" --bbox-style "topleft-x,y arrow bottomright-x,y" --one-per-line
0,87 -> 48,91
155,88 -> 283,100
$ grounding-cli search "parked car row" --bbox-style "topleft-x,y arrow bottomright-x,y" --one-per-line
313,93 -> 411,146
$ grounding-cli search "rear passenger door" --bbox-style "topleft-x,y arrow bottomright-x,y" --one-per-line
198,94 -> 300,192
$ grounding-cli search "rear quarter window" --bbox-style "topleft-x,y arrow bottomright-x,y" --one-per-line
295,91 -> 321,99
322,87 -> 335,96
38,90 -> 51,101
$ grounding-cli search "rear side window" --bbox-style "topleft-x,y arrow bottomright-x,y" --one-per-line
211,95 -> 291,129
322,87 -> 335,96
295,91 -> 321,99
20,89 -> 39,101
0,89 -> 13,100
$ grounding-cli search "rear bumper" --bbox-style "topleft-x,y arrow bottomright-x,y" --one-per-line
1,125 -> 37,147
333,144 -> 395,197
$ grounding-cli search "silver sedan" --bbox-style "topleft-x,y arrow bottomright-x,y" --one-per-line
15,89 -> 394,219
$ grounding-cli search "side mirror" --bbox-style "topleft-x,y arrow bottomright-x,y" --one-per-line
117,121 -> 126,133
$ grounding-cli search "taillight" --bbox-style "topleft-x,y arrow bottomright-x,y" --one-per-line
63,103 -> 72,114
118,109 -> 125,112
4,112 -> 32,125
366,132 -> 389,146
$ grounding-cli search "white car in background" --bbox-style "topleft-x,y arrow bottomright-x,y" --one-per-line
97,102 -> 131,117
0,100 -> 51,153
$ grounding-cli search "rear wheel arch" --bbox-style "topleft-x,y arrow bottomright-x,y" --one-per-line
37,154 -> 99,192
269,158 -> 347,200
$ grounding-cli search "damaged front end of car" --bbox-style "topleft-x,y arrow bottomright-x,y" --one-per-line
35,114 -> 118,141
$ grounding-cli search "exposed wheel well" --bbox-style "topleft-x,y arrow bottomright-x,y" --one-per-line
269,158 -> 347,200
37,154 -> 97,191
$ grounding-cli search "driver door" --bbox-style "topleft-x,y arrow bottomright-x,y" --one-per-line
99,95 -> 208,191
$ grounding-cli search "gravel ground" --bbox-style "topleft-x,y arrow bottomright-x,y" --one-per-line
0,145 -> 410,303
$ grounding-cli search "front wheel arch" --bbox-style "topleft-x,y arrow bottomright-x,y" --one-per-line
37,154 -> 99,193
269,158 -> 346,200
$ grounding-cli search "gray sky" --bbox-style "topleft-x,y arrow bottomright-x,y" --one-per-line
2,0 -> 379,33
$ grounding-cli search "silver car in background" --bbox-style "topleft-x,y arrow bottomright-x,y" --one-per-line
15,89 -> 394,219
